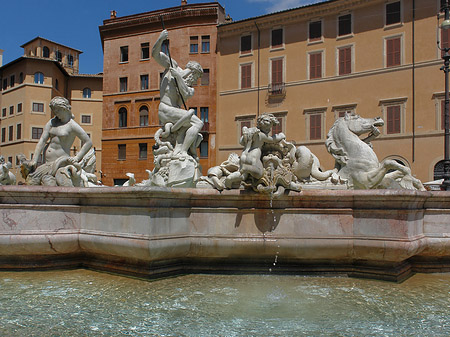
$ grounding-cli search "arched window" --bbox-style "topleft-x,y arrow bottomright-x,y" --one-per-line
139,106 -> 149,126
19,72 -> 23,84
43,46 -> 50,58
34,72 -> 44,84
56,50 -> 62,62
83,88 -> 91,98
119,107 -> 127,128
434,160 -> 446,180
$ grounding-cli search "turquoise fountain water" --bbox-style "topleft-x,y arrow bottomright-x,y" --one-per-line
0,270 -> 449,336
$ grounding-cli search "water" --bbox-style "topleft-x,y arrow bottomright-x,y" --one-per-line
0,270 -> 449,336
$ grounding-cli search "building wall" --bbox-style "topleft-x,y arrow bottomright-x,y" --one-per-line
217,0 -> 444,183
100,3 -> 224,186
0,41 -> 103,183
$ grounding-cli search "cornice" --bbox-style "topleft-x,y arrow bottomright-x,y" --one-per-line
218,0 -> 377,36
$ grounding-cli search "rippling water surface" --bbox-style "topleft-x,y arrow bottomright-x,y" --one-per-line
0,270 -> 449,336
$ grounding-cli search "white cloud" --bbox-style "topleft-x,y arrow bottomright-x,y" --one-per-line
247,0 -> 324,14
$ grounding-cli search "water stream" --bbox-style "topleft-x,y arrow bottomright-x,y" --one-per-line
0,270 -> 449,336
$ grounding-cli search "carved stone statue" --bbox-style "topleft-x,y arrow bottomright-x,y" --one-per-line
325,112 -> 425,190
136,29 -> 204,188
197,153 -> 240,190
0,156 -> 16,185
19,96 -> 97,187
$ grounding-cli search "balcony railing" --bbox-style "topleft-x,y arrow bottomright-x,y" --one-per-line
268,82 -> 285,96
201,121 -> 210,133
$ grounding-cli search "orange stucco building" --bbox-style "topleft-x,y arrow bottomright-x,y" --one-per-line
216,0 -> 447,183
0,37 -> 103,182
99,2 -> 226,186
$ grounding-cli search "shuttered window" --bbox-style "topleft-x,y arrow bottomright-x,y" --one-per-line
241,64 -> 252,89
271,58 -> 283,85
339,47 -> 352,75
310,52 -> 322,79
310,114 -> 322,140
387,105 -> 401,134
386,37 -> 401,67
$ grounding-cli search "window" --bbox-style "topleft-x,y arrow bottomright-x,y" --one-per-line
8,157 -> 12,165
386,37 -> 401,67
161,41 -> 169,55
118,107 -> 127,128
140,74 -> 149,90
83,87 -> 91,98
55,79 -> 59,90
200,139 -> 208,158
10,75 -> 15,88
8,126 -> 13,141
118,144 -> 126,160
241,35 -> 252,54
338,14 -> 352,36
338,46 -> 352,75
68,54 -> 74,67
241,63 -> 252,89
271,28 -> 283,48
119,77 -> 128,92
43,46 -> 50,58
32,102 -> 44,112
141,43 -> 150,59
81,115 -> 91,124
310,114 -> 322,140
334,106 -> 356,119
1,128 -> 5,143
236,117 -> 254,139
309,52 -> 322,79
201,69 -> 209,86
19,73 -> 23,84
190,36 -> 198,54
309,21 -> 322,41
16,124 -> 21,140
9,106 -> 13,115
32,127 -> 43,140
120,46 -> 129,62
200,107 -> 209,123
386,105 -> 401,134
271,58 -> 283,94
2,108 -> 6,117
201,35 -> 210,53
34,72 -> 44,84
386,1 -> 401,26
2,78 -> 7,90
139,106 -> 149,126
56,50 -> 62,62
190,107 -> 198,116
17,103 -> 22,113
139,143 -> 147,160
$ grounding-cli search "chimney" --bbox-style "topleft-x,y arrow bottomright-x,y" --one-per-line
181,0 -> 187,5
0,49 -> 3,67
110,10 -> 117,19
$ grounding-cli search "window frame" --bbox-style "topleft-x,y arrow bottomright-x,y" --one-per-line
34,72 -> 44,84
337,44 -> 353,76
308,20 -> 323,43
120,46 -> 129,63
118,144 -> 126,160
81,114 -> 92,125
308,50 -> 324,80
31,127 -> 43,140
271,27 -> 284,50
384,34 -> 403,68
240,33 -> 253,56
190,36 -> 199,54
141,42 -> 150,60
83,87 -> 92,99
32,102 -> 45,114
337,13 -> 353,37
139,105 -> 149,127
380,98 -> 407,135
235,115 -> 255,142
139,143 -> 148,160
119,77 -> 128,92
239,62 -> 253,89
385,1 -> 402,27
201,35 -> 210,53
140,74 -> 149,90
270,56 -> 285,87
118,107 -> 128,128
16,123 -> 22,140
304,109 -> 326,141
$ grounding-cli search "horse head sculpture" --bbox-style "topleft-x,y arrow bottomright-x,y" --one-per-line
326,112 -> 424,190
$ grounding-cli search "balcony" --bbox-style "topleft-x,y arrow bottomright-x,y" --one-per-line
201,121 -> 210,133
268,82 -> 285,96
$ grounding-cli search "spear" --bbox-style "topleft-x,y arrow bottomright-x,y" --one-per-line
160,15 -> 188,110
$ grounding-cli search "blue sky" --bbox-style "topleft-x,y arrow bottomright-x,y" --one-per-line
0,0 -> 322,74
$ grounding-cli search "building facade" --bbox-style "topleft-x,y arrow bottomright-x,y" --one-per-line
99,2 -> 225,186
216,0 -> 447,183
0,37 -> 103,183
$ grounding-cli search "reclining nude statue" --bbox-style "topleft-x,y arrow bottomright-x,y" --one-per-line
325,112 -> 425,190
20,96 -> 97,187
135,29 -> 204,187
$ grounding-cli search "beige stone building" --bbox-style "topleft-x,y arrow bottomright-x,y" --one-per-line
216,0 -> 447,183
0,37 -> 103,182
